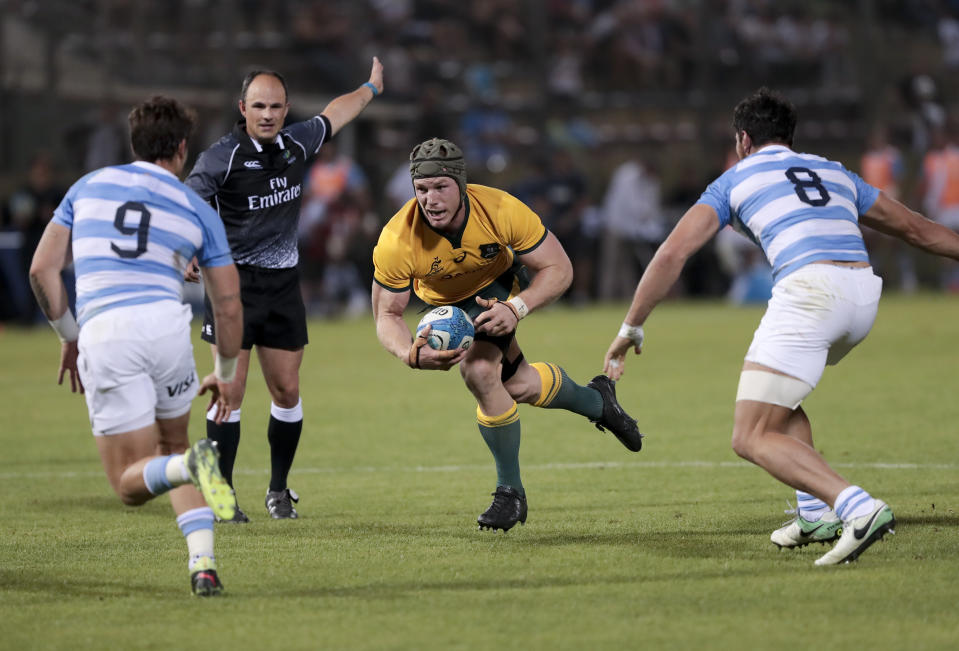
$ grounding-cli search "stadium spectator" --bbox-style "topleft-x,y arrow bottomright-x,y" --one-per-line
899,72 -> 946,154
83,103 -> 128,172
298,140 -> 373,314
937,8 -> 959,69
371,138 -> 643,533
603,87 -> 959,566
1,152 -> 66,324
861,124 -> 916,291
918,120 -> 959,289
715,226 -> 773,305
459,95 -> 513,173
596,158 -> 665,301
546,30 -> 585,99
28,96 -> 242,596
185,58 -> 383,522
919,122 -> 959,231
712,146 -> 773,304
511,148 -> 593,302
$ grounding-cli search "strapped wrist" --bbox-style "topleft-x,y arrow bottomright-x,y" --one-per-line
618,322 -> 644,347
49,311 -> 79,343
215,353 -> 238,383
507,296 -> 528,320
363,81 -> 379,97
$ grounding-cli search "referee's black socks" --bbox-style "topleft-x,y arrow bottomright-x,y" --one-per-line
268,399 -> 303,493
206,407 -> 241,488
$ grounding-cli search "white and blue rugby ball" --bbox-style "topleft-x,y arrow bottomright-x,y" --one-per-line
416,306 -> 475,351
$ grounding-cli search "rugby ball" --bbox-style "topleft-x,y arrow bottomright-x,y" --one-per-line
416,306 -> 475,351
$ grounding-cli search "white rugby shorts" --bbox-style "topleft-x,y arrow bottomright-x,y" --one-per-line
744,264 -> 883,388
77,301 -> 198,436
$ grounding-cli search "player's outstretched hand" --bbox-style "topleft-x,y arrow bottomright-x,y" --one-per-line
199,373 -> 241,424
58,340 -> 84,394
408,325 -> 467,370
368,56 -> 384,96
603,335 -> 639,381
184,256 -> 201,283
473,296 -> 519,337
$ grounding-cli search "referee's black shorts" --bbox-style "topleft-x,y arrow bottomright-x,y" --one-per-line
201,265 -> 308,350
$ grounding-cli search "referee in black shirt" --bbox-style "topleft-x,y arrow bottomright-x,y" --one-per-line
185,57 -> 383,521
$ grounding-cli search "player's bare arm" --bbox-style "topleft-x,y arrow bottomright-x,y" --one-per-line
203,264 -> 243,359
29,221 -> 84,393
29,222 -> 72,320
604,203 -> 719,379
200,263 -> 244,421
860,191 -> 959,260
322,56 -> 383,136
473,232 -> 572,337
372,283 -> 466,370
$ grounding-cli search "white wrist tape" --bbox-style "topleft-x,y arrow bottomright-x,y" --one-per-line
49,311 -> 79,343
618,322 -> 644,347
215,353 -> 238,383
508,296 -> 529,320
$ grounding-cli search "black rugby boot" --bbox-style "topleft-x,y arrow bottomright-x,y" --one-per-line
587,375 -> 644,452
477,486 -> 528,532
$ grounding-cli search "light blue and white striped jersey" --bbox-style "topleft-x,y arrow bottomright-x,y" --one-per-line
52,161 -> 233,326
698,145 -> 880,283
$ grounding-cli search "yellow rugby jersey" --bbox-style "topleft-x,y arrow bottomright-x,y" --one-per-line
373,184 -> 547,305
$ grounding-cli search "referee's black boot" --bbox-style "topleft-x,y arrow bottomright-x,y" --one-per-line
265,488 -> 299,519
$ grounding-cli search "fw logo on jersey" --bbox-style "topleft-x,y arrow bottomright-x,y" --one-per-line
166,372 -> 196,397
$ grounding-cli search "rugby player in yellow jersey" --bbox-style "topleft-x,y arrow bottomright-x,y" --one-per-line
372,138 -> 643,532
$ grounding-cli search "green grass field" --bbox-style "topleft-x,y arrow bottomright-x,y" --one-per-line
2,295 -> 959,650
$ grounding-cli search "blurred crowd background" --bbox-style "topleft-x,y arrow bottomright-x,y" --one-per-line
3,0 -> 959,325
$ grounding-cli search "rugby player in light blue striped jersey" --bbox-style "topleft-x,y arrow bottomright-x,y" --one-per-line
29,96 -> 244,595
603,87 -> 959,566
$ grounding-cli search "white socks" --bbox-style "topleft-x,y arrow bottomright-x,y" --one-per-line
834,485 -> 877,522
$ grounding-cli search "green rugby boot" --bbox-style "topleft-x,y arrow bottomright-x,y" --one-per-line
815,501 -> 896,566
771,510 -> 842,548
184,439 -> 237,522
190,556 -> 223,597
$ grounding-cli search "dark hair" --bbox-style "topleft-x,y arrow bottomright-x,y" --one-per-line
732,87 -> 797,148
240,70 -> 288,103
128,96 -> 196,162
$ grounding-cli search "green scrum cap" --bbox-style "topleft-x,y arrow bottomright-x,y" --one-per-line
409,137 -> 467,195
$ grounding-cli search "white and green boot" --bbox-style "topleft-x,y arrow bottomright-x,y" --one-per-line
771,509 -> 842,548
815,501 -> 896,566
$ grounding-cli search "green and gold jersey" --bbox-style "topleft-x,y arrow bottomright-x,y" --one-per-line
373,184 -> 547,305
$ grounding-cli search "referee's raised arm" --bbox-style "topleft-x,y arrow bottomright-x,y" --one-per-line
321,56 -> 383,136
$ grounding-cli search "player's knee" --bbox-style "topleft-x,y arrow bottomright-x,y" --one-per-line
116,488 -> 147,507
460,356 -> 500,394
730,427 -> 754,461
269,383 -> 300,408
504,373 -> 538,404
156,439 -> 188,455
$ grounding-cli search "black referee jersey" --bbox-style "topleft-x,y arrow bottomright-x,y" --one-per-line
185,115 -> 331,269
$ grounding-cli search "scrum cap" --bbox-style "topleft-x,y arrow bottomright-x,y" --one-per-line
409,138 -> 467,194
